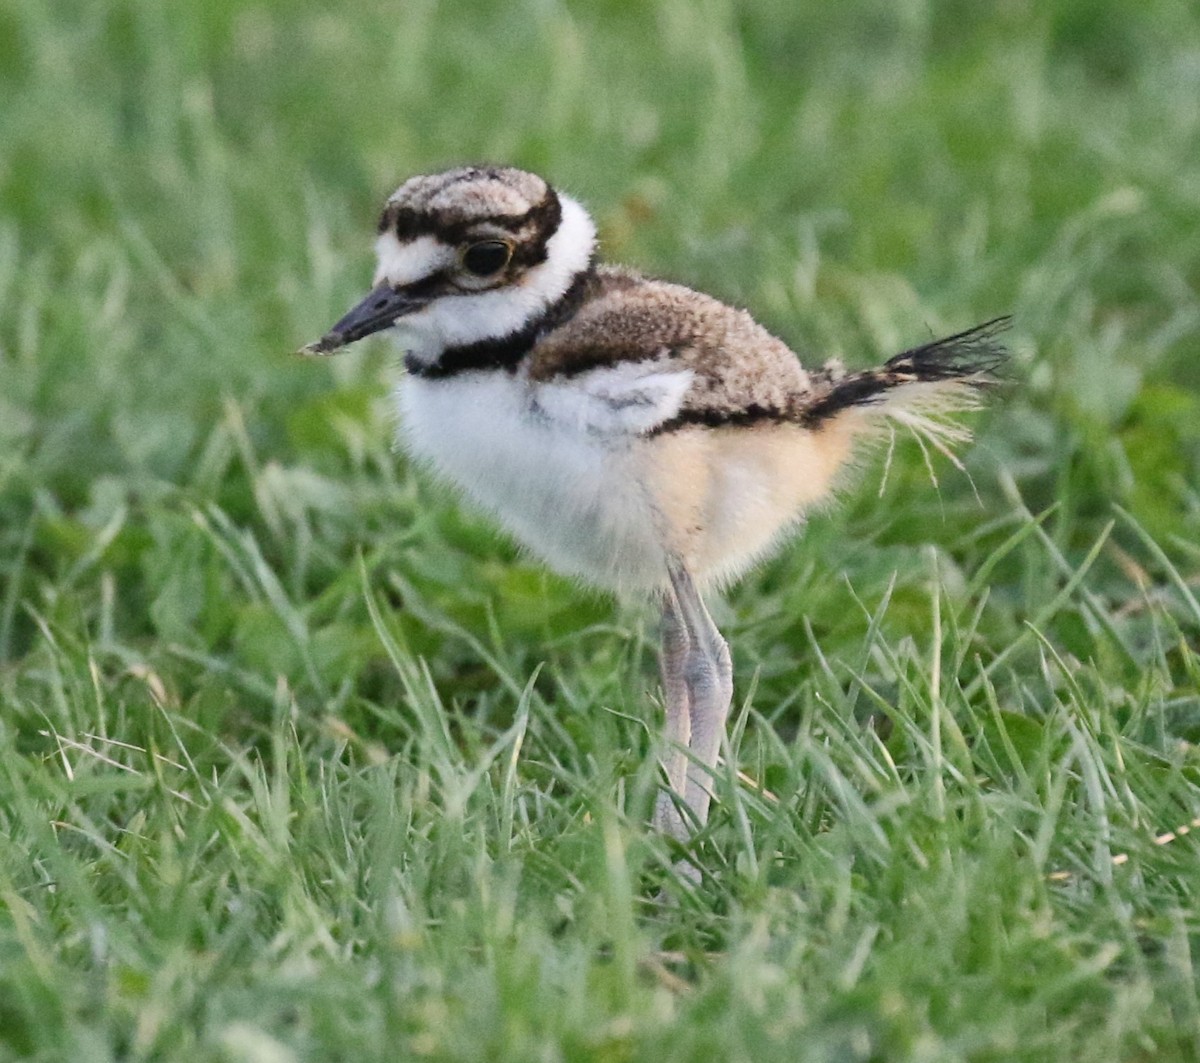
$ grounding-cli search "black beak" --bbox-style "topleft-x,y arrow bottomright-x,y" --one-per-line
299,282 -> 429,355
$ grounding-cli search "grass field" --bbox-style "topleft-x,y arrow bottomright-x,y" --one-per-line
3,0 -> 1200,1059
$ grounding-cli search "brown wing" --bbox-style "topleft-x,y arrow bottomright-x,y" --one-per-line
527,267 -> 814,422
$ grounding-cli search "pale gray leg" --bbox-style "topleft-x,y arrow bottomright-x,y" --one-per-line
667,561 -> 734,826
652,587 -> 692,840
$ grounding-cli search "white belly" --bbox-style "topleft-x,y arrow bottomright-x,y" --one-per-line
398,372 -> 854,596
398,372 -> 672,593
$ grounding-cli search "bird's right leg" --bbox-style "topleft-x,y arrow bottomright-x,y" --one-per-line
653,585 -> 692,840
667,561 -> 733,828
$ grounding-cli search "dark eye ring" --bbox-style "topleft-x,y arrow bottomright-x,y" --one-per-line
461,240 -> 512,277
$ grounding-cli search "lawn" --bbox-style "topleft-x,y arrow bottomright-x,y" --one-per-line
2,0 -> 1200,1059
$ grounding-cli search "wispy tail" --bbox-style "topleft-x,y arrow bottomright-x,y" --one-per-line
800,316 -> 1011,429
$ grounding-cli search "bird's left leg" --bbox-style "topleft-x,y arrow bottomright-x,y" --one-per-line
667,561 -> 734,826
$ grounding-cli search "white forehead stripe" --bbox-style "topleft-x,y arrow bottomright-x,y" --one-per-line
373,234 -> 454,287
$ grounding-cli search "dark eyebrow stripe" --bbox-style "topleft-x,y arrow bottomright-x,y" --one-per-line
378,190 -> 562,244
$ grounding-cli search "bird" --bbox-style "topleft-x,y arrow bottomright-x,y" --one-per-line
301,164 -> 1008,845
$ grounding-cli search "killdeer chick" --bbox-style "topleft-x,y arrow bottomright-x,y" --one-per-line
303,165 -> 1007,844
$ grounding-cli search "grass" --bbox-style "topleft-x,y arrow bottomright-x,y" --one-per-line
2,0 -> 1200,1058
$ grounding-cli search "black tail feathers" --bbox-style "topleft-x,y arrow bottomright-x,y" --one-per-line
800,316 -> 1011,427
884,315 -> 1011,381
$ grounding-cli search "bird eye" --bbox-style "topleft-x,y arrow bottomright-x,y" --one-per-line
461,240 -> 512,277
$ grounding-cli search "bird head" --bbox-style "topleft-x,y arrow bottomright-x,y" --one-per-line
301,165 -> 596,368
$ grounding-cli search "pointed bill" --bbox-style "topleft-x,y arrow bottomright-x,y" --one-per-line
299,281 -> 431,356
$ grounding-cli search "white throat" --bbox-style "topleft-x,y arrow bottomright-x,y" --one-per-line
377,194 -> 596,367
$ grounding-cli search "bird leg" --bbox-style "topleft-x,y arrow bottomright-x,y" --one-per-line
653,560 -> 735,840
653,586 -> 692,839
668,561 -> 734,825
